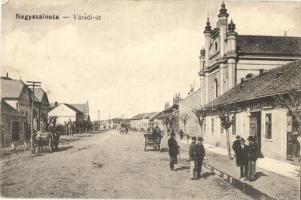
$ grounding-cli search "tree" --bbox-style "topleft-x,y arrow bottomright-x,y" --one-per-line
192,108 -> 207,137
163,110 -> 178,134
179,113 -> 189,135
219,110 -> 236,160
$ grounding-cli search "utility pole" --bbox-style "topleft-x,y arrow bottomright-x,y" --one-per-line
97,109 -> 101,121
26,81 -> 41,137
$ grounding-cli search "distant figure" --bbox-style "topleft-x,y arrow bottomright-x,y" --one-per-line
168,132 -> 179,170
155,126 -> 162,146
179,129 -> 184,140
247,136 -> 258,181
237,138 -> 248,179
152,126 -> 157,136
232,135 -> 241,164
194,137 -> 205,179
189,136 -> 197,180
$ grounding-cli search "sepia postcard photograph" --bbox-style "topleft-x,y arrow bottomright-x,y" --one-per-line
1,0 -> 301,199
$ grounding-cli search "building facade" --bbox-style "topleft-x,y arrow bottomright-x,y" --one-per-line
130,113 -> 156,131
48,103 -> 84,125
0,101 -> 25,148
1,76 -> 32,139
179,2 -> 301,162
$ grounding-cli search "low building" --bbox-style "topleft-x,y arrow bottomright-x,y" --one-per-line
178,89 -> 202,137
1,101 -> 25,147
130,112 -> 156,131
196,60 -> 301,162
69,101 -> 90,121
30,88 -> 50,131
1,75 -> 32,139
48,103 -> 84,125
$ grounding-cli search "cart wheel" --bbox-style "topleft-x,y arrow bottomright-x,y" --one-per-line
31,144 -> 35,154
49,140 -> 54,153
30,139 -> 35,154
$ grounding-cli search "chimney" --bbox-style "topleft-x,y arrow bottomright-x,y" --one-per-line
6,73 -> 8,78
259,69 -> 264,76
55,101 -> 58,107
240,78 -> 245,89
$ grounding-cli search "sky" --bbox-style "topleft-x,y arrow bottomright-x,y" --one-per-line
1,0 -> 301,120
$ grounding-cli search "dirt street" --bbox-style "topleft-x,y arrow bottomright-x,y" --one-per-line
1,130 -> 252,199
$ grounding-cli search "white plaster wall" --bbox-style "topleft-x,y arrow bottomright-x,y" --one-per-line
261,108 -> 287,160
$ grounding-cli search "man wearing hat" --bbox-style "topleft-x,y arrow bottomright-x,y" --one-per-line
168,131 -> 179,170
194,137 -> 205,179
189,136 -> 197,179
247,136 -> 258,181
232,135 -> 241,165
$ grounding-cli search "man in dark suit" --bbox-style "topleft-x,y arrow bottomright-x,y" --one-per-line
247,136 -> 258,181
232,135 -> 241,165
237,138 -> 248,179
189,136 -> 197,179
194,137 -> 205,179
168,131 -> 179,170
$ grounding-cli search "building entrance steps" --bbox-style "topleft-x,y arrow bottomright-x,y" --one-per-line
177,138 -> 299,200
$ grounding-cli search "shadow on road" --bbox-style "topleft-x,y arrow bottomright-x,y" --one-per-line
253,172 -> 267,181
202,172 -> 215,179
175,166 -> 190,171
160,148 -> 168,152
56,146 -> 73,152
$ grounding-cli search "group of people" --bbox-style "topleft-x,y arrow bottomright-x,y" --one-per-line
189,136 -> 205,180
232,135 -> 259,181
167,132 -> 205,180
167,130 -> 259,181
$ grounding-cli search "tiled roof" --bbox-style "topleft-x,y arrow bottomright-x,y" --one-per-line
1,78 -> 25,99
69,103 -> 88,114
64,104 -> 84,114
204,60 -> 301,108
237,35 -> 301,56
31,88 -> 46,102
1,101 -> 23,117
130,112 -> 157,120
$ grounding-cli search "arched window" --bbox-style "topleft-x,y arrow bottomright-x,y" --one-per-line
214,78 -> 218,98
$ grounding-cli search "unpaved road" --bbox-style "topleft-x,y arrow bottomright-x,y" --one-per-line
1,130 -> 252,199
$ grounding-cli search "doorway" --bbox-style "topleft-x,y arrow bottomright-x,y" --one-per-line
249,112 -> 262,156
12,121 -> 20,141
287,114 -> 299,161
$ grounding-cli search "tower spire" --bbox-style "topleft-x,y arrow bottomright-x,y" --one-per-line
218,1 -> 229,18
228,19 -> 236,32
204,11 -> 211,33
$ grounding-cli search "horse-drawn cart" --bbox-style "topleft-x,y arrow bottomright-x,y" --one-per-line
144,133 -> 161,151
31,131 -> 60,153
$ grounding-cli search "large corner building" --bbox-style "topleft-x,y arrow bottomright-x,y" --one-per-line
179,2 -> 301,162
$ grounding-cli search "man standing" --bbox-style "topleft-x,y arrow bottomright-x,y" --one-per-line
168,131 -> 179,170
247,136 -> 258,181
194,137 -> 206,179
189,136 -> 197,180
232,135 -> 241,164
237,138 -> 248,179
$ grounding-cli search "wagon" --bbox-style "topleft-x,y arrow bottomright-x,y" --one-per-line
144,133 -> 161,151
30,131 -> 60,153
